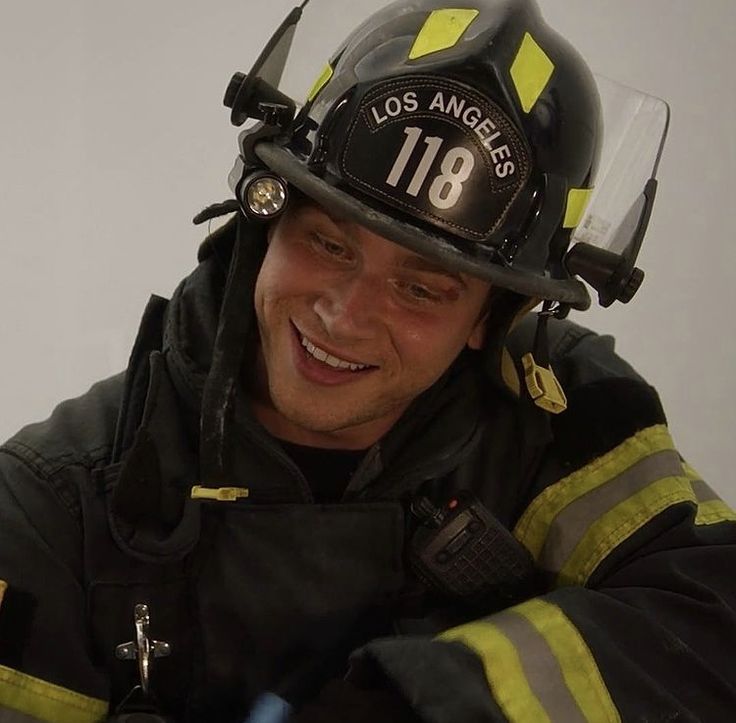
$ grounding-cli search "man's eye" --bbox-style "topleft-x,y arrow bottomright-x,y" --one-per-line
394,280 -> 443,303
311,233 -> 348,258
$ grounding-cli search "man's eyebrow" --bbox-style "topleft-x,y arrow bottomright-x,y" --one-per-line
401,255 -> 467,286
303,204 -> 352,234
305,203 -> 466,285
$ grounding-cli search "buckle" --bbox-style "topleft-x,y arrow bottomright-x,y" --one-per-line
522,352 -> 568,414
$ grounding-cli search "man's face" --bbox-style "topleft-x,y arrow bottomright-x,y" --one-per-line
251,200 -> 491,449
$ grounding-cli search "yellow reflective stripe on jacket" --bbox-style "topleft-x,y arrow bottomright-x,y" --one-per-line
440,599 -> 620,722
695,499 -> 736,526
0,665 -> 107,723
558,474 -> 694,585
683,462 -> 736,526
514,425 -> 696,585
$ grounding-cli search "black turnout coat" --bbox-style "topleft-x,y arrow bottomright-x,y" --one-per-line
1,220 -> 735,722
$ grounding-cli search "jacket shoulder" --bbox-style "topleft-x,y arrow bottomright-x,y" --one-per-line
507,314 -> 646,389
505,316 -> 667,496
1,372 -> 124,482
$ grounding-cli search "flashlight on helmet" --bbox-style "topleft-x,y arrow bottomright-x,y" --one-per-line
237,171 -> 289,220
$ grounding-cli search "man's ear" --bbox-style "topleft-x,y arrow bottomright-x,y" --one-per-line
466,313 -> 488,350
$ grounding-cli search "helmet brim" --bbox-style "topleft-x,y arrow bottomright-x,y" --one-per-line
255,142 -> 591,309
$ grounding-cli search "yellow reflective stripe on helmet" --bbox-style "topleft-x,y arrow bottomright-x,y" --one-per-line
563,188 -> 593,228
514,425 -> 696,584
440,599 -> 620,722
510,32 -> 555,113
683,462 -> 736,526
306,63 -> 334,102
408,9 -> 480,60
0,665 -> 108,723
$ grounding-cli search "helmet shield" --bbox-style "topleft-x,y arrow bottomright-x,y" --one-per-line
572,75 -> 670,255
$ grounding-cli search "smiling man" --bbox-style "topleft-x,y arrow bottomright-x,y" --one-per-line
2,1 -> 736,722
252,200 -> 491,449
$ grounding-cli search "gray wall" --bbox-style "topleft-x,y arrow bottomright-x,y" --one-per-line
2,1 -> 734,501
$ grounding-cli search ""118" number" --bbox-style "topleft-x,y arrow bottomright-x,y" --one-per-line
385,126 -> 475,210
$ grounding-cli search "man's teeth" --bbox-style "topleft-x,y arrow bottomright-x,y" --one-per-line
300,335 -> 368,371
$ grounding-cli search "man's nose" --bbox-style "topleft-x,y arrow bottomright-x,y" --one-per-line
313,273 -> 384,340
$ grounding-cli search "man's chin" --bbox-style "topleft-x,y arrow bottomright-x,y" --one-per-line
276,406 -> 368,436
268,395 -> 405,448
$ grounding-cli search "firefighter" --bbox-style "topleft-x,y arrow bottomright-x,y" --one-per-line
1,0 -> 734,721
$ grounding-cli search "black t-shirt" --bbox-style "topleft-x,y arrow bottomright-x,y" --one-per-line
280,441 -> 367,503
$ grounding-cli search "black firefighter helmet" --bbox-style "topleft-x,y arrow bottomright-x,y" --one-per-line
223,0 -> 615,311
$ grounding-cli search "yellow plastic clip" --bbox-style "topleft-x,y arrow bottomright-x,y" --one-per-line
522,352 -> 567,414
190,485 -> 250,502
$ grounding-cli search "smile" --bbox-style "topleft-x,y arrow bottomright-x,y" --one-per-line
299,334 -> 371,372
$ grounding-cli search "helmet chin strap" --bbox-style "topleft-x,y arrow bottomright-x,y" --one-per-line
532,300 -> 557,369
522,300 -> 568,415
199,214 -> 267,486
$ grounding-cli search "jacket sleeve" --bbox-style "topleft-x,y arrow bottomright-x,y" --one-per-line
0,378 -> 122,723
351,330 -> 736,723
0,452 -> 110,722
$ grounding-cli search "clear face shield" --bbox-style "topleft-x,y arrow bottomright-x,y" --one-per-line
221,1 -> 670,311
566,74 -> 670,306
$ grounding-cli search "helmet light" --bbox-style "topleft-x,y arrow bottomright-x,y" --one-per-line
241,173 -> 288,218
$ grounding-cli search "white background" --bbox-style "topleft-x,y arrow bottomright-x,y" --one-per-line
1,1 -> 734,502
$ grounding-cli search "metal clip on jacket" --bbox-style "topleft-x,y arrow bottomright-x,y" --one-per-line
115,603 -> 172,696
